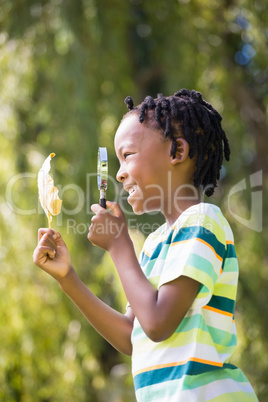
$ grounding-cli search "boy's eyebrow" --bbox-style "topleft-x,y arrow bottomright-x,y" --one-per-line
117,145 -> 124,154
117,143 -> 134,155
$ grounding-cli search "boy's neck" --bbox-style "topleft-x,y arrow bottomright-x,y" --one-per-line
163,189 -> 203,227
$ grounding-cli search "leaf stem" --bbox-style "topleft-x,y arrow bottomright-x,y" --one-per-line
48,212 -> 52,229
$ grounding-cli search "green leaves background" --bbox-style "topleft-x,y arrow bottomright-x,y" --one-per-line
0,0 -> 267,400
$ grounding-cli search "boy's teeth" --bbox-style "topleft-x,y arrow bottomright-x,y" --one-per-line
129,187 -> 136,195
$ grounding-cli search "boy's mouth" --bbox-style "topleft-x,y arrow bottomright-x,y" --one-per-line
125,185 -> 137,199
128,186 -> 136,196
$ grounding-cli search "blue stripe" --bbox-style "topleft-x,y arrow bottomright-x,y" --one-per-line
226,244 -> 236,258
150,231 -> 173,260
134,361 -> 237,390
173,226 -> 226,259
222,244 -> 237,271
141,226 -> 226,267
207,295 -> 235,316
140,230 -> 173,267
140,251 -> 150,266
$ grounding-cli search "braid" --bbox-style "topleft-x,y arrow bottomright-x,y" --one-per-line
123,89 -> 230,196
124,96 -> 134,110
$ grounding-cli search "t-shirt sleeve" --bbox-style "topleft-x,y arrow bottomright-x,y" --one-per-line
158,209 -> 227,309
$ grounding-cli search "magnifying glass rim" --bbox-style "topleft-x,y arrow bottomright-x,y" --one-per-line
97,147 -> 108,190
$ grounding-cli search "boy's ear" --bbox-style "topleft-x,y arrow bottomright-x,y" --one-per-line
170,138 -> 189,165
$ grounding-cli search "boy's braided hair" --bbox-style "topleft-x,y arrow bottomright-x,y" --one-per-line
124,89 -> 230,197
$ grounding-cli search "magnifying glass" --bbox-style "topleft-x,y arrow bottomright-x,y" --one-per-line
97,147 -> 108,209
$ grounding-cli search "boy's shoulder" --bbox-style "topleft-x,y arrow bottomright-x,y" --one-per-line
143,203 -> 232,250
176,202 -> 223,226
183,201 -> 221,216
174,202 -> 233,243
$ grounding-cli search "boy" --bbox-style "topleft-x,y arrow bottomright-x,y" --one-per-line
34,89 -> 258,401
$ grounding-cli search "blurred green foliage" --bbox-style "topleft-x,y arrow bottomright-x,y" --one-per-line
0,0 -> 267,400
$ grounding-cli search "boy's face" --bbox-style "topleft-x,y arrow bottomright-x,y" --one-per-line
114,114 -> 173,215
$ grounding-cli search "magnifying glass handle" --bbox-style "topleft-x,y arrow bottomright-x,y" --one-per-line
99,188 -> 106,209
100,198 -> 106,209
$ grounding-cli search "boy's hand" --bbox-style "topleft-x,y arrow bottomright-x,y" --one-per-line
88,201 -> 130,252
33,229 -> 72,281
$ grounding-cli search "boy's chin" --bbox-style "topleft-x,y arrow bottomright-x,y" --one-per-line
129,197 -> 160,215
130,206 -> 144,215
131,204 -> 159,216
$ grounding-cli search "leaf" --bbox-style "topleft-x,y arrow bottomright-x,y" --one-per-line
38,153 -> 62,228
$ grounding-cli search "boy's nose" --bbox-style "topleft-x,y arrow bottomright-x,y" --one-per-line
116,166 -> 127,183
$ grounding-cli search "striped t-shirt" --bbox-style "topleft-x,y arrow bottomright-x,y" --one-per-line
131,203 -> 258,401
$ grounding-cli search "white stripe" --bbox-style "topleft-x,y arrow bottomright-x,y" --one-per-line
224,224 -> 234,242
178,203 -> 225,233
201,308 -> 234,332
217,271 -> 238,287
145,258 -> 165,277
198,378 -> 256,402
167,238 -> 222,267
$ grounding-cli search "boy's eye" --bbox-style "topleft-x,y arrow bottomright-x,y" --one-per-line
123,152 -> 131,159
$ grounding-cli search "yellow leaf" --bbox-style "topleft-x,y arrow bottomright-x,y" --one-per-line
38,153 -> 62,228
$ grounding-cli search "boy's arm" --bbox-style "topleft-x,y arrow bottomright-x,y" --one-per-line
89,203 -> 200,343
58,269 -> 134,355
33,229 -> 134,355
109,237 -> 200,342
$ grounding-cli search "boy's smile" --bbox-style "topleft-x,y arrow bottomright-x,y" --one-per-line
114,114 -> 174,215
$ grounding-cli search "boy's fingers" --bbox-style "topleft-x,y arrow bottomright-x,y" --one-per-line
106,201 -> 124,218
38,229 -> 65,247
52,231 -> 66,247
34,246 -> 56,263
39,232 -> 57,250
91,202 -> 124,219
38,228 -> 56,242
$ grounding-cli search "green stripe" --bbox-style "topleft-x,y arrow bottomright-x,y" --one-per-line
132,316 -> 237,353
181,366 -> 250,390
207,325 -> 237,347
222,258 -> 239,273
207,391 -> 258,402
148,276 -> 159,288
185,265 -> 214,294
187,253 -> 219,282
137,375 -> 257,402
159,263 -> 214,297
133,314 -> 206,341
133,327 -> 202,351
175,314 -> 204,333
142,259 -> 156,276
214,283 -> 237,300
